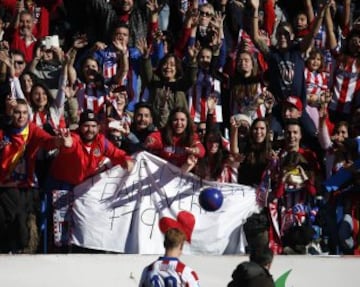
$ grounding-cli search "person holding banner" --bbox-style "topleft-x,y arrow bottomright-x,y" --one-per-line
144,106 -> 205,169
138,228 -> 200,287
49,109 -> 134,186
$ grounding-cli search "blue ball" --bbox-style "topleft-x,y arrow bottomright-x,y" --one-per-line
199,188 -> 224,212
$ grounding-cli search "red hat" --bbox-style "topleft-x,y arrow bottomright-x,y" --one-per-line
285,96 -> 303,111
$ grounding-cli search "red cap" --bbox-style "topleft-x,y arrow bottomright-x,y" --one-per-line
285,96 -> 303,111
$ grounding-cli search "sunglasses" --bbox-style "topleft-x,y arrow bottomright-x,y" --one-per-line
199,11 -> 212,17
14,60 -> 25,65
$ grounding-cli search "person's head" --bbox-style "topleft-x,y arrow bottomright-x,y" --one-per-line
306,48 -> 325,72
294,11 -> 308,32
332,121 -> 349,146
198,47 -> 213,70
112,0 -> 134,13
276,22 -> 294,50
133,102 -> 153,131
158,53 -> 183,82
19,11 -> 34,37
24,0 -> 35,8
197,122 -> 207,142
282,96 -> 303,119
30,82 -> 53,112
236,50 -> 258,77
346,29 -> 360,57
10,49 -> 26,76
250,246 -> 274,270
199,3 -> 215,27
40,45 -> 56,62
20,72 -> 36,95
112,23 -> 130,46
163,228 -> 186,253
170,108 -> 190,136
285,119 -> 302,151
111,86 -> 128,111
204,129 -> 223,155
250,118 -> 268,144
79,110 -> 100,143
81,56 -> 101,83
12,99 -> 29,128
163,107 -> 194,147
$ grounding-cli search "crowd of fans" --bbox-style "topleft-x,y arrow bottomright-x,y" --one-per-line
0,0 -> 360,255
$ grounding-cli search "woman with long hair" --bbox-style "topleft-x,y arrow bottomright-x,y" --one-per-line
144,107 -> 205,168
137,38 -> 198,128
231,117 -> 272,186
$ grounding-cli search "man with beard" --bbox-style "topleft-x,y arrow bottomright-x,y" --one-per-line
49,110 -> 134,186
121,102 -> 156,154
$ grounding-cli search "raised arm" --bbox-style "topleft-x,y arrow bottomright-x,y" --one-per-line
249,0 -> 270,57
299,1 -> 331,53
324,2 -> 337,51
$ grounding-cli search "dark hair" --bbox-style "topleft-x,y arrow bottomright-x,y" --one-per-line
10,49 -> 25,59
29,82 -> 54,112
162,107 -> 194,147
247,118 -> 271,165
250,246 -> 273,266
134,102 -> 154,118
80,56 -> 104,86
284,118 -> 302,130
196,128 -> 229,180
156,53 -> 183,81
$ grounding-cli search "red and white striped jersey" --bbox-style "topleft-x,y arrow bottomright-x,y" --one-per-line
304,68 -> 328,97
76,83 -> 107,115
188,71 -> 222,123
329,57 -> 360,114
139,257 -> 200,287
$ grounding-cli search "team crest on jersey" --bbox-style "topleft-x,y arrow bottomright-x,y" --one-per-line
93,148 -> 101,157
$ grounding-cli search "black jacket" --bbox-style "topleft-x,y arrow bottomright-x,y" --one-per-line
228,261 -> 275,287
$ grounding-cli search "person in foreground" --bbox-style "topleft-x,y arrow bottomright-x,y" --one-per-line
228,246 -> 275,287
138,228 -> 200,287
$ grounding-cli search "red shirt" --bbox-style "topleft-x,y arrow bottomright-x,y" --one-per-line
10,29 -> 36,63
145,130 -> 205,167
0,122 -> 57,187
50,133 -> 131,185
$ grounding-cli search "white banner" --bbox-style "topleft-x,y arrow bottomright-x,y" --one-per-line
66,151 -> 259,254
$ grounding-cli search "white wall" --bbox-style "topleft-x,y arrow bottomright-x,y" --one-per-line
0,254 -> 359,287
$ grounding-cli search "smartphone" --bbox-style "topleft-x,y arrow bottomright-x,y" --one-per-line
108,121 -> 122,131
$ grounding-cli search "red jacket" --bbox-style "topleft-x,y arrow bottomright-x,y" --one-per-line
0,122 -> 57,187
50,133 -> 131,185
145,130 -> 205,167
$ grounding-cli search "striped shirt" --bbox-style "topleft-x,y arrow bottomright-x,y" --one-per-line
139,257 -> 200,287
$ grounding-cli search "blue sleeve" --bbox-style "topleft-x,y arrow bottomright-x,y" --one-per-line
151,41 -> 165,67
217,39 -> 227,70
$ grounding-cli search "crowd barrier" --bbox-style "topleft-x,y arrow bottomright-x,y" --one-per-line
0,254 -> 359,287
